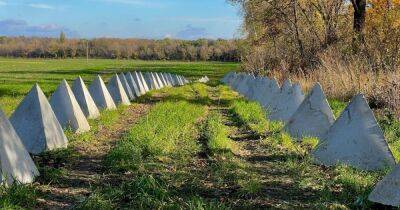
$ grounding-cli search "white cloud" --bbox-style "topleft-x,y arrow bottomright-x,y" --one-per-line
28,3 -> 55,10
0,1 -> 7,6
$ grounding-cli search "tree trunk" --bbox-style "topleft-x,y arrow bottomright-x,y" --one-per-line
352,0 -> 367,34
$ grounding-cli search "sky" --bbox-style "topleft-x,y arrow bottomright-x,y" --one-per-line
0,0 -> 242,40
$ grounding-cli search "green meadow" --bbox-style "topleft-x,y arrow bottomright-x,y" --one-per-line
0,58 -> 399,209
0,58 -> 238,114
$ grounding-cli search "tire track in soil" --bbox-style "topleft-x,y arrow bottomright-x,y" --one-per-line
205,86 -> 319,208
35,103 -> 152,209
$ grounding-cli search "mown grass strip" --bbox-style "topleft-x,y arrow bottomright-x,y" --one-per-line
230,99 -> 269,136
106,101 -> 206,172
203,112 -> 237,154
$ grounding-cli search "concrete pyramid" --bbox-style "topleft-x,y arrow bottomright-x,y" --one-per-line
10,84 -> 68,154
143,72 -> 155,90
269,80 -> 305,122
237,75 -> 254,96
0,108 -> 39,185
245,76 -> 262,100
107,74 -> 131,106
261,78 -> 281,110
166,73 -> 175,86
171,74 -> 179,86
231,73 -> 244,90
176,75 -> 183,86
249,77 -> 269,102
50,80 -> 91,133
229,73 -> 242,88
313,94 -> 395,171
88,75 -> 117,110
72,77 -> 100,119
368,165 -> 400,206
284,83 -> 334,139
159,73 -> 168,87
150,72 -> 161,89
244,75 -> 256,96
125,72 -> 141,97
131,72 -> 146,96
222,72 -> 235,84
165,73 -> 173,86
155,72 -> 164,88
138,72 -> 150,92
118,73 -> 135,101
162,73 -> 172,86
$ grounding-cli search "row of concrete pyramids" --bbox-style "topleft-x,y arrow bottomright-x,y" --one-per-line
222,72 -> 399,206
198,76 -> 210,83
0,71 -> 188,186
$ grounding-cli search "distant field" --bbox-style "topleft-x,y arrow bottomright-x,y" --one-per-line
0,58 -> 238,114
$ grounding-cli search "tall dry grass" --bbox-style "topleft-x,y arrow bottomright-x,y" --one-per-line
270,48 -> 400,116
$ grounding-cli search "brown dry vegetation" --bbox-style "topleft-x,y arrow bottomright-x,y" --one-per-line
230,0 -> 400,116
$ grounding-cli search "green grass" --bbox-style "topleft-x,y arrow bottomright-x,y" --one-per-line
0,58 -> 237,115
0,184 -> 38,209
204,112 -> 237,154
106,100 -> 206,172
328,99 -> 347,118
230,99 -> 269,135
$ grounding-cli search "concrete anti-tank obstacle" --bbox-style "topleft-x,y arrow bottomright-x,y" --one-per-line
261,77 -> 281,110
178,75 -> 184,86
138,72 -> 150,92
131,72 -> 147,95
368,165 -> 400,206
162,73 -> 172,86
172,74 -> 180,86
88,75 -> 117,110
125,72 -> 141,97
143,72 -> 155,90
237,74 -> 255,96
284,83 -> 334,138
118,73 -> 135,101
231,73 -> 244,90
230,73 -> 243,88
269,80 -> 305,122
107,74 -> 131,106
152,72 -> 163,89
0,107 -> 39,185
148,72 -> 159,89
244,75 -> 257,97
166,73 -> 175,86
245,76 -> 263,100
225,72 -> 237,86
312,94 -> 396,171
50,79 -> 91,133
170,74 -> 178,86
221,72 -> 235,84
72,77 -> 100,119
249,77 -> 270,102
159,73 -> 168,87
10,84 -> 68,154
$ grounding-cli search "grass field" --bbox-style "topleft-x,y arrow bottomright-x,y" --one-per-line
0,58 -> 399,208
0,58 -> 238,115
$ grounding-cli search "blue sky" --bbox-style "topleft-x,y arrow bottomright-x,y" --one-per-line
0,0 -> 242,40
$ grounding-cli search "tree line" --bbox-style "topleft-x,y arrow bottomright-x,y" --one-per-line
0,36 -> 241,62
229,0 -> 400,73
